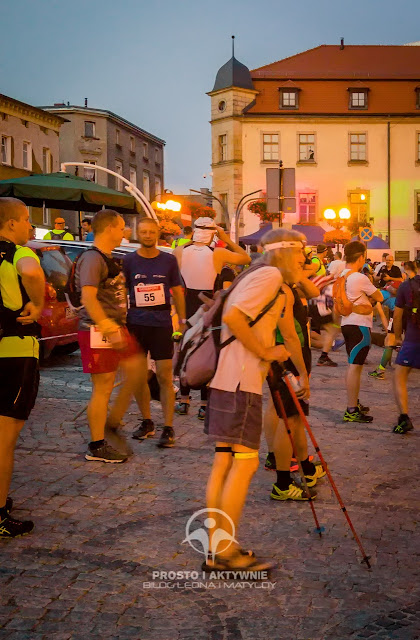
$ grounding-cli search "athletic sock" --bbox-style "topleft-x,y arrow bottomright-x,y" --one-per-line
276,470 -> 292,490
380,347 -> 393,369
399,413 -> 409,422
89,439 -> 105,450
0,505 -> 8,520
320,352 -> 328,359
347,407 -> 358,414
301,457 -> 316,475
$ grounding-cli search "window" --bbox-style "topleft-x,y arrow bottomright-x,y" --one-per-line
218,134 -> 227,162
143,142 -> 148,159
142,171 -> 150,200
1,135 -> 11,165
155,147 -> 160,163
116,129 -> 120,145
129,166 -> 137,187
298,134 -> 315,162
262,134 -> 279,161
83,161 -> 96,182
349,90 -> 368,110
417,133 -> 420,162
154,177 -> 161,198
84,121 -> 96,138
42,148 -> 52,173
416,191 -> 420,223
349,133 -> 367,162
22,141 -> 32,170
279,89 -> 299,109
115,160 -> 123,191
348,191 -> 369,223
298,193 -> 317,224
130,136 -> 135,153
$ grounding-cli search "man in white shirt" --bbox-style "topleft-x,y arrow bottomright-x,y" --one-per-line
203,228 -> 308,573
340,241 -> 383,423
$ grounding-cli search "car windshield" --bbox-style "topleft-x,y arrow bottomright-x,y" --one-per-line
39,248 -> 73,301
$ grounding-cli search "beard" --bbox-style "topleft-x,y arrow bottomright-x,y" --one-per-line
140,238 -> 157,247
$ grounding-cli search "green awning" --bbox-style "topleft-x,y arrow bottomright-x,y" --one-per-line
0,172 -> 140,214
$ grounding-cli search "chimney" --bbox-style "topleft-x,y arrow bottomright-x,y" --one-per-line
340,38 -> 344,50
84,98 -> 88,108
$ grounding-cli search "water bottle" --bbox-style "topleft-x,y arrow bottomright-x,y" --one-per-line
283,370 -> 301,394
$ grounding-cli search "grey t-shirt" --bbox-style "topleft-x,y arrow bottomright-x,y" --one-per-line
75,249 -> 127,331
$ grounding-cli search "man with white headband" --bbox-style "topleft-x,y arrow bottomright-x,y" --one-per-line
173,217 -> 250,420
203,228 -> 308,573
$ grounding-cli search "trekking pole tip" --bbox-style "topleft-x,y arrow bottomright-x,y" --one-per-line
362,556 -> 372,569
314,526 -> 325,536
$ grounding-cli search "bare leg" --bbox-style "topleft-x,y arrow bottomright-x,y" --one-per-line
273,414 -> 308,470
393,364 -> 411,414
346,363 -> 363,408
155,359 -> 175,426
132,353 -> 152,420
322,323 -> 341,354
206,442 -> 233,553
0,417 -> 24,507
263,395 -> 277,452
87,372 -> 116,441
107,354 -> 148,427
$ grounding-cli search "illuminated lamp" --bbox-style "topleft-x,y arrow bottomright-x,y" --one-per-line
339,208 -> 351,220
323,208 -> 336,220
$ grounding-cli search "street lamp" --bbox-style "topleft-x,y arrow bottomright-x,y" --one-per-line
323,207 -> 351,229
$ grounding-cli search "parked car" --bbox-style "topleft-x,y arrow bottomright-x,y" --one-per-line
27,239 -> 172,359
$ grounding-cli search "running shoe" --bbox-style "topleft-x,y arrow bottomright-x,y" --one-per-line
175,402 -> 189,415
304,462 -> 326,487
317,354 -> 338,367
393,416 -> 414,434
290,455 -> 314,473
358,401 -> 370,414
132,419 -> 155,440
0,515 -> 34,538
270,482 -> 317,501
85,442 -> 128,463
197,407 -> 206,421
157,426 -> 175,448
343,410 -> 374,423
105,425 -> 133,456
331,338 -> 345,352
264,452 -> 276,471
368,368 -> 385,380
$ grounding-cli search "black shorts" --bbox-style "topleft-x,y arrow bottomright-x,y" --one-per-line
0,357 -> 40,421
185,289 -> 213,319
342,325 -> 371,365
128,324 -> 173,361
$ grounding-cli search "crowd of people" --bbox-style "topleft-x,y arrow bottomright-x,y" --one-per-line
0,197 -> 418,573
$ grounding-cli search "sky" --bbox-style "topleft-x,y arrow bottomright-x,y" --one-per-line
1,0 -> 420,194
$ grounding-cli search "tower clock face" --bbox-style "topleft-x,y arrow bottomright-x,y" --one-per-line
218,100 -> 227,112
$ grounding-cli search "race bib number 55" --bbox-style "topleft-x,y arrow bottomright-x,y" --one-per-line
134,283 -> 165,307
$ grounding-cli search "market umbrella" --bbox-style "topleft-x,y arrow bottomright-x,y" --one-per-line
0,172 -> 140,214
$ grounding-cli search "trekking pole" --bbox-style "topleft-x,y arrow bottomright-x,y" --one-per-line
276,362 -> 372,569
267,367 -> 324,538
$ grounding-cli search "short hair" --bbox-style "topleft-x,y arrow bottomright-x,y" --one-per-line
92,209 -> 121,235
335,251 -> 342,259
137,216 -> 159,229
382,253 -> 389,259
250,244 -> 258,252
404,261 -> 417,273
0,197 -> 27,230
183,226 -> 193,235
82,218 -> 92,226
344,241 -> 366,264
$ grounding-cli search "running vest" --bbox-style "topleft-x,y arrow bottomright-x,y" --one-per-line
180,244 -> 217,291
0,240 -> 40,340
44,229 -> 74,241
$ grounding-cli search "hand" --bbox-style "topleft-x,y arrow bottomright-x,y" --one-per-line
215,225 -> 229,241
178,322 -> 187,333
16,302 -> 42,324
383,274 -> 391,282
296,376 -> 310,401
394,337 -> 402,348
108,329 -> 127,351
263,345 -> 291,363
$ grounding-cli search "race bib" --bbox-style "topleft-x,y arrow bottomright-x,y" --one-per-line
90,325 -> 113,349
134,283 -> 165,307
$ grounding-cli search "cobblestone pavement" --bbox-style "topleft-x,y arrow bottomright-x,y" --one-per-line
0,342 -> 419,640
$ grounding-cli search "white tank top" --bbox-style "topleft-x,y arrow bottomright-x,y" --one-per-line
180,244 -> 217,290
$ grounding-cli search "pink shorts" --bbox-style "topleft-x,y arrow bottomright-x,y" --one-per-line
78,327 -> 140,374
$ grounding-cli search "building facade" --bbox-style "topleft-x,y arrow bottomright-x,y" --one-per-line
41,103 -> 165,234
209,44 -> 420,259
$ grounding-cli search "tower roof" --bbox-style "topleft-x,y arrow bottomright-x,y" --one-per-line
212,56 -> 255,92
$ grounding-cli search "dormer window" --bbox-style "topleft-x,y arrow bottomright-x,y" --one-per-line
348,89 -> 368,110
279,88 -> 299,109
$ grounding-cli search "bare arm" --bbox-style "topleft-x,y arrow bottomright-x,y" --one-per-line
173,245 -> 183,271
81,286 -> 125,349
369,289 -> 383,303
296,277 -> 320,300
16,256 -> 45,323
223,302 -> 290,363
393,307 -> 404,343
214,226 -> 251,271
277,286 -> 309,398
171,285 -> 186,328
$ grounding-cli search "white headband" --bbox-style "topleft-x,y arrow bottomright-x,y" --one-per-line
264,241 -> 304,251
